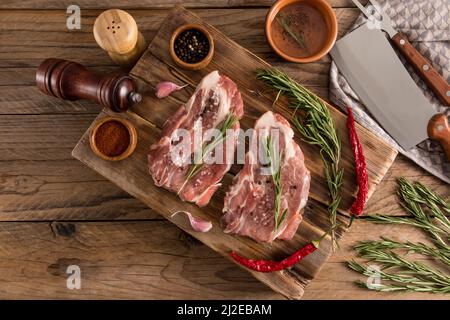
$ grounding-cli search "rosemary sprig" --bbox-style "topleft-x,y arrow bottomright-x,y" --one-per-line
178,113 -> 237,194
413,181 -> 450,230
349,178 -> 450,294
355,238 -> 450,265
263,135 -> 287,231
415,181 -> 450,215
257,69 -> 343,248
349,260 -> 450,293
366,178 -> 450,248
366,215 -> 449,248
275,14 -> 308,50
356,249 -> 450,284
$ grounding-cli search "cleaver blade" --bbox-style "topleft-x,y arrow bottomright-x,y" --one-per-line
330,23 -> 436,150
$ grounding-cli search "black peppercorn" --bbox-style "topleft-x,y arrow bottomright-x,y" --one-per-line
174,29 -> 210,64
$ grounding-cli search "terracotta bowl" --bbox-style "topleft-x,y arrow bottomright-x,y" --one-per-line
89,116 -> 138,161
266,0 -> 338,63
169,23 -> 215,70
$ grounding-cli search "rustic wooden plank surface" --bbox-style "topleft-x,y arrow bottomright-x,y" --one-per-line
0,8 -> 358,114
0,114 -> 158,221
304,220 -> 449,300
0,220 -> 446,300
71,5 -> 397,299
0,0 -> 448,300
0,220 -> 284,299
126,6 -> 396,213
0,8 -> 356,67
72,106 -> 348,299
0,115 -> 445,221
0,0 -> 368,9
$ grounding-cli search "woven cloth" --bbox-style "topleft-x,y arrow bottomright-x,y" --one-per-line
330,0 -> 450,183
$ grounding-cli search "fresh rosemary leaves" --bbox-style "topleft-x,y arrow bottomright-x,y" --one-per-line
349,178 -> 450,294
178,113 -> 237,194
263,135 -> 287,231
256,69 -> 343,247
367,178 -> 450,249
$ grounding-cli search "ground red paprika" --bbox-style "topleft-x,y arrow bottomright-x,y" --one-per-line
95,120 -> 130,157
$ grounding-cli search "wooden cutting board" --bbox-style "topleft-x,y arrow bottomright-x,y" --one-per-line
72,5 -> 398,299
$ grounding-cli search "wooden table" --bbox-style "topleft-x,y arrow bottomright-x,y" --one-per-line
0,0 -> 448,300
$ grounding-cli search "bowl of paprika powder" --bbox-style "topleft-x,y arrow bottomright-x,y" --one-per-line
89,116 -> 137,161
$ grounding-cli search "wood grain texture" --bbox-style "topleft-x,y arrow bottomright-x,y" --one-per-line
93,9 -> 149,67
0,8 -> 359,114
392,33 -> 450,106
0,219 -> 446,300
365,156 -> 450,217
0,8 -> 357,67
128,5 -> 397,214
0,0 -> 368,10
0,114 -> 442,221
71,6 -> 396,299
0,220 -> 283,299
0,114 -> 157,221
428,114 -> 450,163
303,219 -> 449,300
0,1 -> 448,300
73,107 -> 349,299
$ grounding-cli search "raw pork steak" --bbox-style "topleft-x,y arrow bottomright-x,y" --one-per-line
221,111 -> 310,242
148,71 -> 244,206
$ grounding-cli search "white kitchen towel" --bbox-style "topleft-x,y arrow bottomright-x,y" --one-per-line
330,0 -> 450,183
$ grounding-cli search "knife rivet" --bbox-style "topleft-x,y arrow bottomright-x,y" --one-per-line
423,64 -> 429,71
437,125 -> 444,132
446,90 -> 450,97
399,39 -> 406,45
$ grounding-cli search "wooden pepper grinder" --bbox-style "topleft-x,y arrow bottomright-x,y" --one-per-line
36,58 -> 142,112
93,9 -> 147,67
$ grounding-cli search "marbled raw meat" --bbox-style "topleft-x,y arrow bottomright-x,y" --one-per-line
148,71 -> 244,206
221,111 -> 310,242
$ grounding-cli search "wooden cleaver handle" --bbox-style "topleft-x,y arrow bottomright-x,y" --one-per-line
392,33 -> 450,106
428,113 -> 450,163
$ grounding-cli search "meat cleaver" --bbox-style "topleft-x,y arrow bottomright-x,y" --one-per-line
351,0 -> 450,106
331,23 -> 434,150
330,23 -> 450,165
330,17 -> 450,161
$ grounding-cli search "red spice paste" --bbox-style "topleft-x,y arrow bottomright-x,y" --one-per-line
271,2 -> 328,58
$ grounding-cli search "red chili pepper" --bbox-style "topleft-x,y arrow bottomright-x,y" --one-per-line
347,107 -> 368,216
230,240 -> 319,273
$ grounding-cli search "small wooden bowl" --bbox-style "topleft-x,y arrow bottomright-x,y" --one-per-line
266,0 -> 338,63
89,116 -> 138,161
169,23 -> 214,70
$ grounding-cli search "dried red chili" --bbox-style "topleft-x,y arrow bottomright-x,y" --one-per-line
230,240 -> 319,273
346,107 -> 368,216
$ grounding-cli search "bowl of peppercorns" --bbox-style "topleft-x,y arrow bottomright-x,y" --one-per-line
169,23 -> 214,70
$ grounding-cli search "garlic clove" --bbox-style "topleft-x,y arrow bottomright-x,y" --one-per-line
170,211 -> 212,232
155,81 -> 187,99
